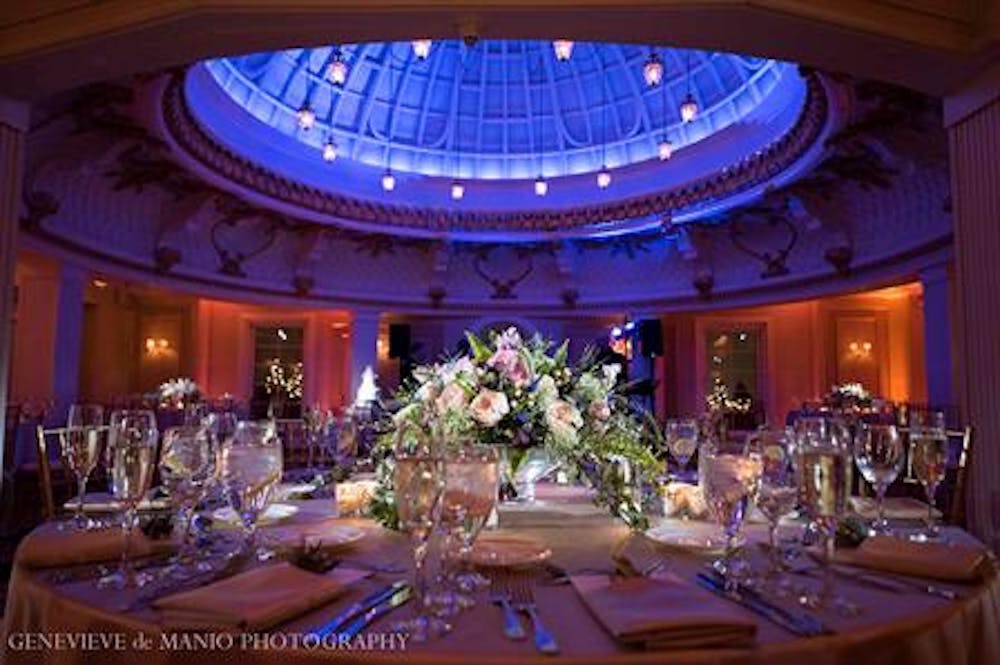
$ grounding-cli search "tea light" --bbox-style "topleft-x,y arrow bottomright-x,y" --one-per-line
335,479 -> 379,516
662,482 -> 708,519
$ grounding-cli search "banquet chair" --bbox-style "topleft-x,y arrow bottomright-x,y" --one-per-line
274,418 -> 309,469
895,424 -> 973,528
33,426 -> 74,521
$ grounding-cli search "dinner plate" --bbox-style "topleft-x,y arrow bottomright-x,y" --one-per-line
211,503 -> 299,528
62,492 -> 169,513
644,521 -> 736,556
276,483 -> 317,500
472,533 -> 552,567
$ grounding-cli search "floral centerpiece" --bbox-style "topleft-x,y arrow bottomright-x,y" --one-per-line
824,382 -> 873,411
370,328 -> 663,530
158,377 -> 201,409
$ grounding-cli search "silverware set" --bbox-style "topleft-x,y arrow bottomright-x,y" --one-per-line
490,570 -> 560,655
307,580 -> 413,640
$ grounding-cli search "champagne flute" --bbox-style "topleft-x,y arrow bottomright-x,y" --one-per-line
101,410 -> 158,589
702,442 -> 762,590
393,422 -> 448,641
910,411 -> 947,540
746,428 -> 798,576
853,424 -> 904,534
63,404 -> 105,530
216,421 -> 283,559
664,418 -> 700,480
159,425 -> 214,566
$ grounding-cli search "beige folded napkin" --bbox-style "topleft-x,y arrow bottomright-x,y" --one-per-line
572,574 -> 756,650
17,527 -> 173,568
835,535 -> 992,582
849,496 -> 941,521
153,563 -> 368,631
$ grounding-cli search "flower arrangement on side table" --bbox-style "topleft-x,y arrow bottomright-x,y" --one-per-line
158,377 -> 201,410
369,328 -> 664,531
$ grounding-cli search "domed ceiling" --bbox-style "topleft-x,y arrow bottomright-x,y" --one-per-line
176,40 -> 823,239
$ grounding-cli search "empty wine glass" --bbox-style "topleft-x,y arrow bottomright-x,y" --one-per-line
853,424 -> 904,534
101,410 -> 158,589
63,404 -> 105,530
909,411 -> 947,540
702,441 -> 762,590
216,421 -> 283,560
159,425 -> 214,565
393,422 -> 448,641
665,418 -> 700,480
746,428 -> 798,576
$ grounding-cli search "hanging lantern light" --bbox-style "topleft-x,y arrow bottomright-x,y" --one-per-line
296,103 -> 316,130
552,40 -> 574,61
643,51 -> 664,87
679,93 -> 698,122
658,139 -> 672,161
411,39 -> 432,60
381,169 -> 396,192
327,50 -> 348,86
534,177 -> 548,196
451,181 -> 465,200
596,167 -> 611,189
322,138 -> 338,162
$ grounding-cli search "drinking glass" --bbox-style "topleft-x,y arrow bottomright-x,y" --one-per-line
441,444 -> 499,608
701,441 -> 762,589
159,425 -> 214,563
101,410 -> 158,589
795,427 -> 850,607
393,422 -> 448,641
665,418 -> 700,480
216,421 -> 283,559
63,404 -> 105,529
853,424 -> 904,534
746,428 -> 797,574
909,411 -> 947,540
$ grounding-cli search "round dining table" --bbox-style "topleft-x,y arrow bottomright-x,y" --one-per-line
3,486 -> 998,665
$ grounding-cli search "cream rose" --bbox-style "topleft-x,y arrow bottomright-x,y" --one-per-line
469,389 -> 510,427
435,382 -> 468,414
535,374 -> 559,408
587,399 -> 611,421
545,399 -> 582,442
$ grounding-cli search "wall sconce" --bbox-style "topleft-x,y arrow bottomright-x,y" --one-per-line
145,337 -> 171,357
847,340 -> 873,359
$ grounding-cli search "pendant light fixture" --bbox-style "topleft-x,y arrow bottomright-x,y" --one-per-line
679,50 -> 698,122
450,41 -> 467,201
412,39 -> 432,60
642,47 -> 664,87
327,46 -> 348,86
382,43 -> 400,193
322,137 -> 338,161
552,40 -> 574,61
296,102 -> 316,130
596,46 -> 611,189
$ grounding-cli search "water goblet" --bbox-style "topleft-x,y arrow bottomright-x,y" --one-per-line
100,410 -> 158,589
665,418 -> 700,480
853,424 -> 904,534
216,421 -> 283,560
746,428 -> 798,577
392,422 -> 449,641
701,441 -> 762,590
63,403 -> 105,530
159,425 -> 214,566
909,411 -> 948,540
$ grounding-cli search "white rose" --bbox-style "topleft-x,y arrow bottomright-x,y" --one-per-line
535,375 -> 559,408
587,399 -> 611,421
469,389 -> 510,427
546,399 -> 583,442
435,382 -> 468,414
415,381 -> 438,404
602,363 -> 622,388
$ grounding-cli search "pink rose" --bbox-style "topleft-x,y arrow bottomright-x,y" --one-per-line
587,399 -> 611,421
435,382 -> 468,414
487,349 -> 532,387
469,389 -> 510,427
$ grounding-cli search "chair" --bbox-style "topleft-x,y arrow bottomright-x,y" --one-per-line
896,424 -> 973,528
34,426 -> 73,521
274,418 -> 309,469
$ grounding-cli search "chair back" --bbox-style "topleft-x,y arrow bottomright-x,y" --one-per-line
35,425 -> 66,520
274,418 -> 308,469
4,404 -> 22,474
944,425 -> 973,527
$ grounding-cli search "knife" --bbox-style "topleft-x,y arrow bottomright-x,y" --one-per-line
339,584 -> 413,639
307,581 -> 410,639
696,573 -> 829,637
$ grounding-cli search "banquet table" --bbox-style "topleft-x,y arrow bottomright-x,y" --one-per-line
3,487 -> 999,665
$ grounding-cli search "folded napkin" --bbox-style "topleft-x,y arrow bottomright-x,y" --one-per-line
572,574 -> 756,650
17,527 -> 173,569
849,496 -> 941,521
835,535 -> 992,582
153,563 -> 368,631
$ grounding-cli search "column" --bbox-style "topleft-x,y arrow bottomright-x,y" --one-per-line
918,263 -> 954,410
946,71 -> 1000,551
0,96 -> 29,487
349,309 -> 381,406
51,263 -> 88,418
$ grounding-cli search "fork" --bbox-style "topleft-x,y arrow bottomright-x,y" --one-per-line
488,571 -> 526,640
510,572 -> 560,655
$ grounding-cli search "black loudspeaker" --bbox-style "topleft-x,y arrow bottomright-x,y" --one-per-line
636,319 -> 663,357
388,323 -> 411,359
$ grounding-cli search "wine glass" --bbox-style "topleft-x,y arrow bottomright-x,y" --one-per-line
746,428 -> 798,576
794,426 -> 850,608
664,418 -> 700,480
159,425 -> 214,565
216,421 -> 283,559
63,404 -> 105,530
101,409 -> 158,589
853,424 -> 904,534
701,441 -> 762,590
441,443 -> 499,609
909,411 -> 947,540
392,422 -> 448,641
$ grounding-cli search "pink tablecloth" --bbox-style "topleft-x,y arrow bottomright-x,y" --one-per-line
3,497 -> 999,665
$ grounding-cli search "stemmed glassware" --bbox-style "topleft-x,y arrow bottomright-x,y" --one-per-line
909,411 -> 948,540
392,422 -> 448,641
746,428 -> 798,577
101,409 -> 158,589
159,425 -> 214,567
853,423 -> 904,534
216,421 -> 283,560
701,439 -> 762,590
664,418 -> 700,481
62,404 -> 105,530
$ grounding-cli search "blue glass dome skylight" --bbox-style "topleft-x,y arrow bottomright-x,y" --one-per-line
204,40 -> 793,180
